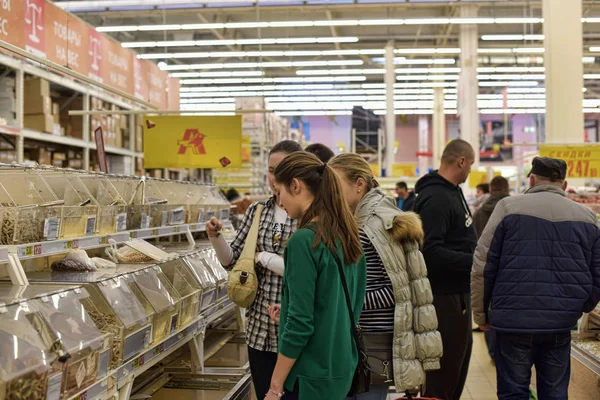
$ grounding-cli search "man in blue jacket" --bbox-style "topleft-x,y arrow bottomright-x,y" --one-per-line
471,157 -> 600,400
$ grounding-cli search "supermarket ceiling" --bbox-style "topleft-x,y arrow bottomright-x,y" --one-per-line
52,0 -> 600,114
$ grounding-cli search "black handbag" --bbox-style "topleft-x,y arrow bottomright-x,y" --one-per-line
328,248 -> 371,396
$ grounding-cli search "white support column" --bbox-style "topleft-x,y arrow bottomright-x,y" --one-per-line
129,113 -> 136,175
82,93 -> 91,170
418,116 -> 429,176
458,5 -> 480,166
15,70 -> 24,164
384,41 -> 396,177
433,87 -> 446,169
543,0 -> 584,143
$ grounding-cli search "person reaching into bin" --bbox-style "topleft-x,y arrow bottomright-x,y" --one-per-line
206,140 -> 302,400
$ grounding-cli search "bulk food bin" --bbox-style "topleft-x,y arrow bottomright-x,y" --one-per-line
181,252 -> 218,311
0,169 -> 63,244
201,249 -> 229,301
116,264 -> 181,345
104,176 -> 145,231
29,288 -> 111,398
40,171 -> 99,238
158,257 -> 202,329
158,181 -> 191,226
0,286 -> 63,400
77,175 -> 128,235
26,270 -> 153,370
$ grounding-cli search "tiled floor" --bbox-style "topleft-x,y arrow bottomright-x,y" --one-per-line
460,332 -> 497,400
385,331 -> 498,400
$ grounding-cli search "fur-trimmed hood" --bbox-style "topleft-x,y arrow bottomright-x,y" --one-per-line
355,188 -> 424,246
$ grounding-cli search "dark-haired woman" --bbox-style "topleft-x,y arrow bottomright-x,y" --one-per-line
207,140 -> 302,399
265,152 -> 367,400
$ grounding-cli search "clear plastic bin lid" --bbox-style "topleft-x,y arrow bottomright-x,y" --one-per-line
98,276 -> 149,329
0,301 -> 54,381
128,266 -> 177,313
0,169 -> 59,206
0,283 -> 78,305
160,258 -> 201,297
183,253 -> 217,289
32,288 -> 107,353
202,250 -> 229,283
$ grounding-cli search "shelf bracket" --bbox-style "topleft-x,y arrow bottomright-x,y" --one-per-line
7,253 -> 28,285
189,331 -> 206,374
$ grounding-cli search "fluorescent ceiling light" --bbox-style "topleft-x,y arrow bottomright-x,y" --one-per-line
481,35 -> 544,41
139,49 -> 384,60
162,59 -> 364,71
171,71 -> 265,78
123,37 -> 359,49
96,17 -> 556,33
275,111 -> 353,116
395,48 -> 461,55
479,81 -> 539,87
181,76 -> 368,85
297,69 -> 384,76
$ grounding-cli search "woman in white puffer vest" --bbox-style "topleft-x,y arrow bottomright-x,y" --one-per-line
330,153 -> 443,400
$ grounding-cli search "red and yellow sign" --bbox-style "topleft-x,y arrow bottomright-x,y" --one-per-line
469,170 -> 502,188
539,145 -> 600,178
143,116 -> 242,169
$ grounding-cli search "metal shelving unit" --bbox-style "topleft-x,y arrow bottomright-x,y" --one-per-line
0,49 -> 147,174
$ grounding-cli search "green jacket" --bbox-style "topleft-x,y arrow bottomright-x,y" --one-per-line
279,228 -> 367,400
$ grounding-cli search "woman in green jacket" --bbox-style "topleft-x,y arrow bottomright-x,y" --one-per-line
265,152 -> 367,400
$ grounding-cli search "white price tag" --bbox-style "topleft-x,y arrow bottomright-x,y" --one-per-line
206,211 -> 216,221
161,211 -> 168,227
43,217 -> 60,240
220,208 -> 230,221
169,207 -> 186,226
85,216 -> 96,236
141,213 -> 150,229
46,372 -> 63,400
197,208 -> 205,223
116,213 -> 127,232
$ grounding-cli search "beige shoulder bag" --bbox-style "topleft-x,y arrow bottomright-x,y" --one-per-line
227,204 -> 264,308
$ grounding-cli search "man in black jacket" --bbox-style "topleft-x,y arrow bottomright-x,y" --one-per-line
415,139 -> 478,400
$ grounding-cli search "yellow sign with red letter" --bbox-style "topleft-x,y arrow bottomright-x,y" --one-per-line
539,145 -> 600,178
143,116 -> 242,169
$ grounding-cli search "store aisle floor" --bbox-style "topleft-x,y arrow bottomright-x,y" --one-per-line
384,332 -> 497,400
460,332 -> 497,400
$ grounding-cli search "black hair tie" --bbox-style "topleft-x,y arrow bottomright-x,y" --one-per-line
317,163 -> 327,175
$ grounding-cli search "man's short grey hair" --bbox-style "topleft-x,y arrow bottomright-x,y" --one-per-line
441,139 -> 475,165
531,173 -> 565,184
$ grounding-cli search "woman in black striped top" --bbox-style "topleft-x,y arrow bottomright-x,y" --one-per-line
359,230 -> 394,333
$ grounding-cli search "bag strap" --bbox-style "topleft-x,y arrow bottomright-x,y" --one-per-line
238,203 -> 264,262
306,226 -> 361,349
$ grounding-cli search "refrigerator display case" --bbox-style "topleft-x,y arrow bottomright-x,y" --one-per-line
77,175 -> 128,235
0,169 -> 63,244
0,286 -> 62,400
201,249 -> 229,301
30,288 -> 111,398
40,171 -> 99,238
158,257 -> 202,329
182,252 -> 218,311
117,265 -> 181,344
25,270 -> 153,370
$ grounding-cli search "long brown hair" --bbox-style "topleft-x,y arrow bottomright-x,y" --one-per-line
274,152 -> 362,264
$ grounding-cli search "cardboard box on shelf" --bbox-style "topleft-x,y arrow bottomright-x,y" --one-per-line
68,116 -> 84,139
0,97 -> 16,113
0,151 -> 16,163
68,159 -> 83,169
0,77 -> 15,92
119,115 -> 128,129
115,128 -> 123,148
52,123 -> 62,136
24,78 -> 50,97
25,95 -> 51,115
29,148 -> 52,165
24,114 -> 53,133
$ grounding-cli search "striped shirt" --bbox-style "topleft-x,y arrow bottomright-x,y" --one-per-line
359,230 -> 395,333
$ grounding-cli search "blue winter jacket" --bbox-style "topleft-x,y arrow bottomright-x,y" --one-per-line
471,184 -> 600,333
